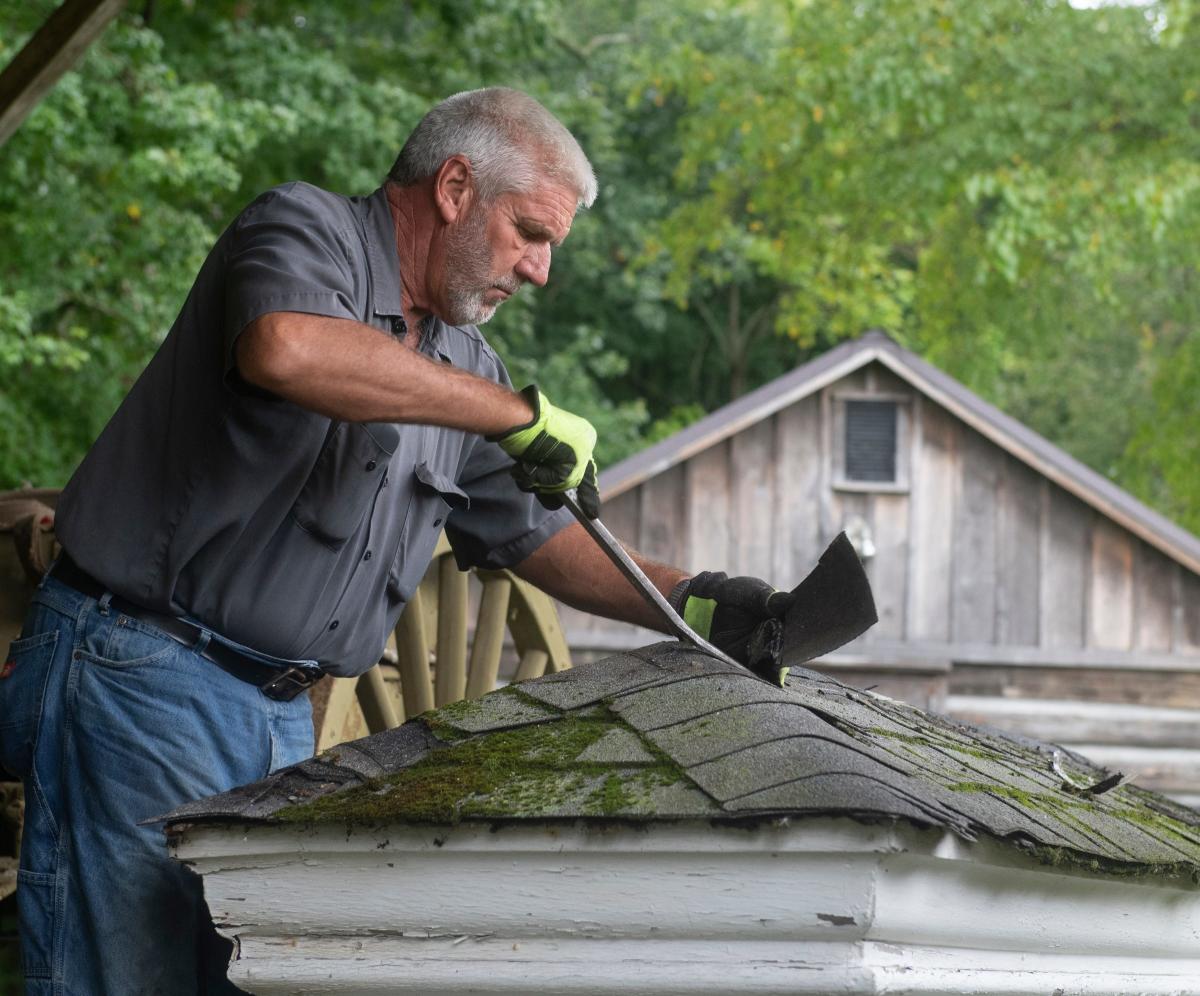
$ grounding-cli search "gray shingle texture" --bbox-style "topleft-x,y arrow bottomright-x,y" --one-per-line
158,643 -> 1200,878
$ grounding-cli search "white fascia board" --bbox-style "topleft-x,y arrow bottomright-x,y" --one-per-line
177,818 -> 1200,994
230,938 -> 1200,996
232,937 -> 875,995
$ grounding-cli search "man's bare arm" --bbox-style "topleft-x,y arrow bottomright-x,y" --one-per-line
511,522 -> 688,634
236,311 -> 532,434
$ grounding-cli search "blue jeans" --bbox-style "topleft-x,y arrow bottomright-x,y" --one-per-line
0,576 -> 315,994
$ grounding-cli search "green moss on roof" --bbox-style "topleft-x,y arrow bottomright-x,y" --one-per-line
276,701 -> 709,826
168,646 -> 1200,883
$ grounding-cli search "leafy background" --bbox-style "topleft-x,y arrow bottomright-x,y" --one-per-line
1,0 -> 1198,534
1,1 -> 1199,984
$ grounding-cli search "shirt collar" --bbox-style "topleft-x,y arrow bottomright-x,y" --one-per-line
360,186 -> 403,319
359,186 -> 452,363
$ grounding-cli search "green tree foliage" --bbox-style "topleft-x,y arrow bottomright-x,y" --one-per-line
634,0 -> 1200,515
0,0 -> 1197,531
0,0 -> 661,481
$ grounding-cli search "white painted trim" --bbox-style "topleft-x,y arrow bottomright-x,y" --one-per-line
229,937 -> 1200,996
175,818 -> 1200,995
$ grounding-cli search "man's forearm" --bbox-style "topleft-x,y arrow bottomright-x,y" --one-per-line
236,311 -> 532,434
513,522 -> 688,634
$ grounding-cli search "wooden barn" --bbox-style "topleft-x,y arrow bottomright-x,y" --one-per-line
558,330 -> 1200,806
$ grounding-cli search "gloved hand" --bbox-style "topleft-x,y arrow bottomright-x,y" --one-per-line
488,385 -> 600,519
669,572 -> 793,685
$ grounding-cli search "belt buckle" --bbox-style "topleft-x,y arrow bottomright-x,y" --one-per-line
260,666 -> 320,702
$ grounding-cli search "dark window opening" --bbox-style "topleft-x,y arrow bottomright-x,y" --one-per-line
845,400 -> 897,482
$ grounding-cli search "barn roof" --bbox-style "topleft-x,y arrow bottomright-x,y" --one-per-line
160,644 -> 1200,881
600,330 -> 1200,577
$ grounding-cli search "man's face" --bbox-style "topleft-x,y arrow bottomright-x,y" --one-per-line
440,181 -> 576,326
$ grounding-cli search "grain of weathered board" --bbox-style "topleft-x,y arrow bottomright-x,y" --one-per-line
1040,482 -> 1091,649
772,395 -> 823,584
1134,539 -> 1176,653
996,455 -> 1041,646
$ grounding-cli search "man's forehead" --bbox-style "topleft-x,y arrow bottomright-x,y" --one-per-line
503,184 -> 577,241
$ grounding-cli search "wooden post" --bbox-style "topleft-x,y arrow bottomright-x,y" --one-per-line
394,588 -> 434,717
514,648 -> 549,683
312,677 -> 367,753
507,575 -> 573,673
356,665 -> 399,734
465,576 -> 512,699
435,557 -> 468,705
0,0 -> 127,147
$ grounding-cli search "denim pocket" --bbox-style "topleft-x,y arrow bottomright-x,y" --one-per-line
16,868 -> 55,980
292,421 -> 399,548
0,630 -> 57,779
82,616 -> 182,671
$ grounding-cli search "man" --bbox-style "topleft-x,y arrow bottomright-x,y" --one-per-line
0,88 -> 788,993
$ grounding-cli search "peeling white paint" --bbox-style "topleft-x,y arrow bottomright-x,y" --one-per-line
172,817 -> 1200,995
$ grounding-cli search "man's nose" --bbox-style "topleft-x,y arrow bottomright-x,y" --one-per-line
515,243 -> 551,287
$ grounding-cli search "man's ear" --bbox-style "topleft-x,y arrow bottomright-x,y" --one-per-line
433,155 -> 475,224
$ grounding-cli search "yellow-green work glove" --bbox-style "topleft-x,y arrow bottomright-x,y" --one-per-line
488,385 -> 600,519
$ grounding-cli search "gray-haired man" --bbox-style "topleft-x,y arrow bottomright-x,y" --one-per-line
0,88 -> 787,993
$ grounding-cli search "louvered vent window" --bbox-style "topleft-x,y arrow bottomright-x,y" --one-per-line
844,400 -> 897,482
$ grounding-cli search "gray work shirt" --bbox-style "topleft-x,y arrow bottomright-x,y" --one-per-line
56,182 -> 572,676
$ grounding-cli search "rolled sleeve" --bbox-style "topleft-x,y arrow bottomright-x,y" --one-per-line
222,183 -> 361,377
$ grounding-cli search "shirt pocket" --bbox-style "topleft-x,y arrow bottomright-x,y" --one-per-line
292,421 -> 400,548
387,461 -> 470,601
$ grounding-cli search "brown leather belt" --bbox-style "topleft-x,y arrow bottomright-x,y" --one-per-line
48,553 -> 323,701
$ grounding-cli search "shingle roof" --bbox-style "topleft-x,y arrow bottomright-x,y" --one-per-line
599,330 -> 1200,576
160,644 -> 1200,880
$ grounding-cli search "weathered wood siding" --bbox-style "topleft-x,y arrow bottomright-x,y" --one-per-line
565,360 -> 1199,666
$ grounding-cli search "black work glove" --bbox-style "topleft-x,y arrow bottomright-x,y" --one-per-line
668,572 -> 793,685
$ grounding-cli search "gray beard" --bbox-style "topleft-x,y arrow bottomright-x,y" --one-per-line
443,206 -> 512,326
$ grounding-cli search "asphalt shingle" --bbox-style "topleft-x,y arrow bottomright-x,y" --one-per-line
435,687 -> 561,733
157,646 -> 1200,880
575,727 -> 659,765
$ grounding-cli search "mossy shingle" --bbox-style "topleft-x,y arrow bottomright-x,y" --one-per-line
159,648 -> 1200,881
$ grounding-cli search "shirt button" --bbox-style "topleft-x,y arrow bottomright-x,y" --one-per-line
382,475 -> 389,487
329,620 -> 339,631
366,460 -> 377,472
391,316 -> 407,335
363,551 -> 373,561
